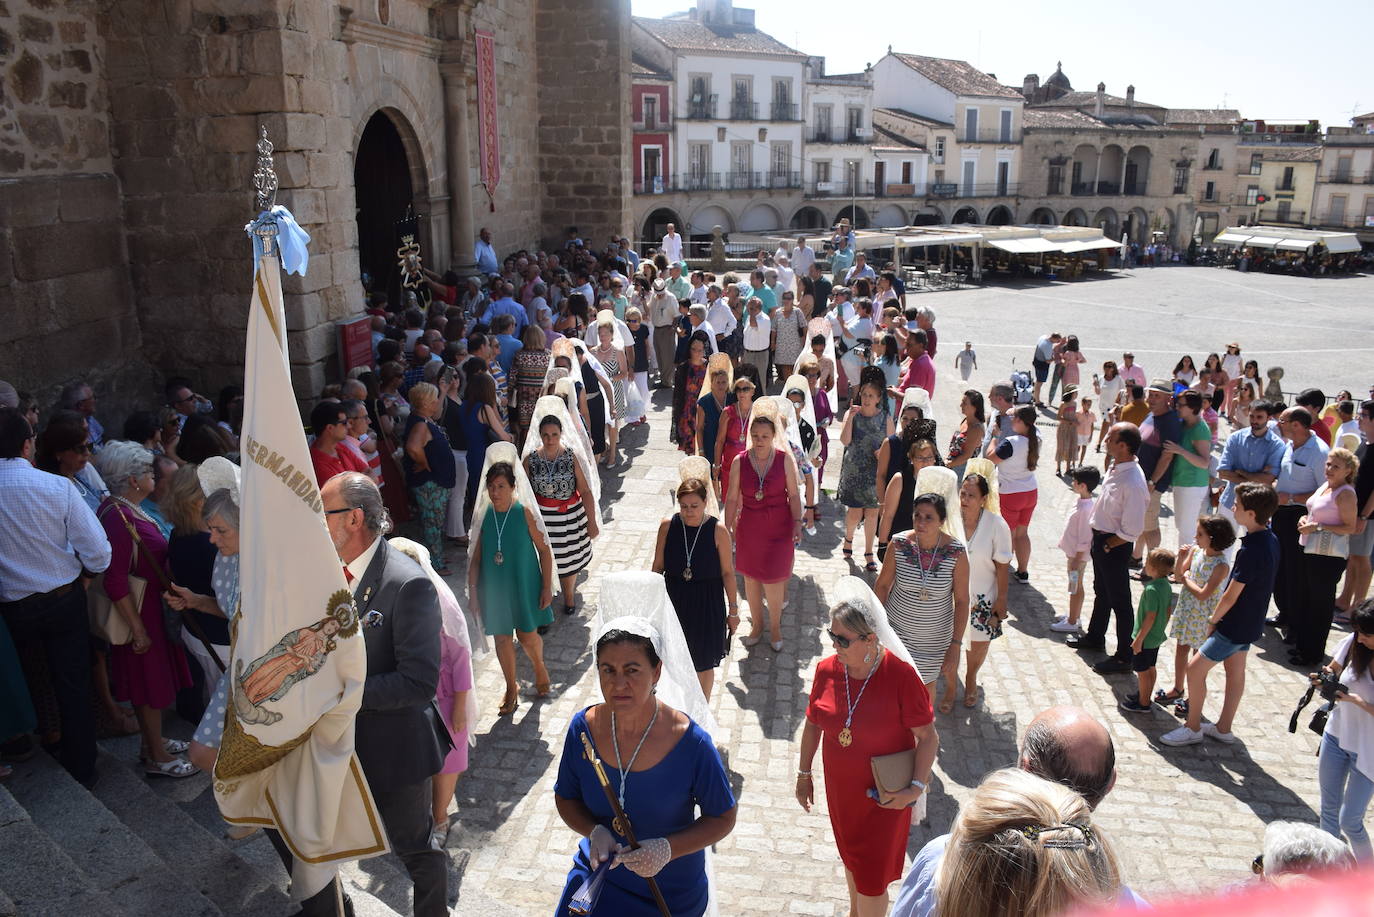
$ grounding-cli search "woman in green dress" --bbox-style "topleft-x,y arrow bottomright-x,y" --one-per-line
467,442 -> 556,716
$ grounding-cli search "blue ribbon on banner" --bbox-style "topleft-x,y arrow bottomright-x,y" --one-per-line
245,205 -> 312,276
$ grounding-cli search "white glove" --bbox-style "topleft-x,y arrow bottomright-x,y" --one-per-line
588,824 -> 617,866
613,837 -> 672,878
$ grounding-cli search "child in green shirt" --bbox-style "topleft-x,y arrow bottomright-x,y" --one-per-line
1120,548 -> 1176,712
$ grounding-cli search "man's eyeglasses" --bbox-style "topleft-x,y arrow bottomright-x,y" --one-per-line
324,506 -> 359,516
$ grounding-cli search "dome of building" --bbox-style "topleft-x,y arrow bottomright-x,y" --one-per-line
1045,61 -> 1071,91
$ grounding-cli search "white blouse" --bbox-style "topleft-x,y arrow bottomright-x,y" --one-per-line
1327,635 -> 1374,784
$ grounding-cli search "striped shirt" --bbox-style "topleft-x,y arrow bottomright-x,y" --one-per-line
885,534 -> 966,683
0,458 -> 112,601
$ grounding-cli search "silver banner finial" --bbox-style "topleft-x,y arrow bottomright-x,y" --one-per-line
253,125 -> 279,212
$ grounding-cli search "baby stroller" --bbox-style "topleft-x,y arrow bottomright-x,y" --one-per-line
1010,361 -> 1034,405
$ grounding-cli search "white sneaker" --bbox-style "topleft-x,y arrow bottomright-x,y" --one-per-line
1049,619 -> 1081,633
1159,725 -> 1204,746
1201,723 -> 1237,744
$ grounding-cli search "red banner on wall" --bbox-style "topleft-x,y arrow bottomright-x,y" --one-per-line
475,29 -> 499,209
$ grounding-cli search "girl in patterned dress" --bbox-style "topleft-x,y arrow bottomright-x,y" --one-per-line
524,407 -> 600,616
590,313 -> 631,467
875,492 -> 970,712
1157,515 -> 1234,706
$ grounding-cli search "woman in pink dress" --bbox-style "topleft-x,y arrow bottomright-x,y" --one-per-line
714,375 -> 755,501
725,401 -> 803,653
389,537 -> 477,847
94,441 -> 195,778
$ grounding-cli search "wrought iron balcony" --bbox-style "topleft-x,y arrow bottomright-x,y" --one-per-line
685,95 -> 717,119
729,99 -> 758,120
960,128 -> 1020,143
770,101 -> 799,121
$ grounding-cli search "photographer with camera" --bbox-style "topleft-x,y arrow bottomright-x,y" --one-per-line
1313,599 -> 1374,861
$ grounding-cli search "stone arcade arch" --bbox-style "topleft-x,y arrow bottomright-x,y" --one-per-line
951,206 -> 979,224
354,108 -> 430,305
985,205 -> 1014,225
739,202 -> 785,232
1094,206 -> 1120,240
789,206 -> 828,230
912,205 -> 945,226
642,208 -> 684,247
1027,207 -> 1057,225
689,203 -> 735,235
874,203 -> 909,228
1062,207 -> 1089,226
1126,207 -> 1151,244
836,204 -> 870,229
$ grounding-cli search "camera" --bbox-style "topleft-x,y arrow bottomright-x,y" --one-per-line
1289,671 -> 1349,736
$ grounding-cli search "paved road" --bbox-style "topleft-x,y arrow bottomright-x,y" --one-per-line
436,267 -> 1369,915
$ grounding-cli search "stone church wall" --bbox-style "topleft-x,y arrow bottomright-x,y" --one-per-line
0,0 -> 153,416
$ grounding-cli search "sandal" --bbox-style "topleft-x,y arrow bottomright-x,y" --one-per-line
741,632 -> 762,647
864,553 -> 878,572
937,695 -> 955,715
144,757 -> 199,779
842,539 -> 854,560
963,691 -> 979,709
498,693 -> 519,717
1154,688 -> 1185,704
527,681 -> 552,699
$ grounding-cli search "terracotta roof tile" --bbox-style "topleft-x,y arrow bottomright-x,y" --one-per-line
1259,145 -> 1322,162
1023,109 -> 1106,129
634,17 -> 807,58
890,53 -> 1023,100
874,106 -> 953,130
1036,90 -> 1165,111
1164,108 -> 1241,125
631,55 -> 672,80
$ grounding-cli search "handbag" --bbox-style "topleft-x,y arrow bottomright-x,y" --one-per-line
1305,528 -> 1350,559
87,502 -> 147,645
870,748 -> 929,823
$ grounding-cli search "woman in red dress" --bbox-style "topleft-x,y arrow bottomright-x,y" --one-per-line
714,375 -> 755,501
724,401 -> 802,652
797,576 -> 938,917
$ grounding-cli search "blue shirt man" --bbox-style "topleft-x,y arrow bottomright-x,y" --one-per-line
474,228 -> 499,275
481,289 -> 528,336
830,242 -> 855,278
1217,403 -> 1285,509
1276,411 -> 1329,499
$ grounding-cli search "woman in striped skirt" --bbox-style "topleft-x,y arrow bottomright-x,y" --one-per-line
875,491 -> 969,708
523,402 -> 600,616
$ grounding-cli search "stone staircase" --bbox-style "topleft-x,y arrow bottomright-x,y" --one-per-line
0,733 -> 521,917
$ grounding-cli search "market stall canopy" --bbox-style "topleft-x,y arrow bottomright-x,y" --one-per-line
1212,225 -> 1361,254
897,231 -> 983,247
1057,238 -> 1122,253
988,237 -> 1061,254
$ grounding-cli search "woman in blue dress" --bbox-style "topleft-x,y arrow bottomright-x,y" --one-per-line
553,574 -> 737,916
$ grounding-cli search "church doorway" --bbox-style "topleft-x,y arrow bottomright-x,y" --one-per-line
355,111 -> 418,308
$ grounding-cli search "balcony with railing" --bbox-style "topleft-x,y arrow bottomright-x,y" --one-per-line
1257,207 -> 1306,224
960,128 -> 1020,143
770,101 -> 799,121
633,115 -> 671,132
807,179 -> 875,198
685,95 -> 717,120
1320,171 -> 1374,184
1238,132 -> 1322,145
634,171 -> 803,194
1312,213 -> 1374,230
807,128 -> 868,144
1069,180 -> 1149,196
729,99 -> 758,120
1201,161 -> 1225,171
929,182 -> 1019,199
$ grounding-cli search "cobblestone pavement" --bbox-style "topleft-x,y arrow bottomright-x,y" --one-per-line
433,268 -> 1370,915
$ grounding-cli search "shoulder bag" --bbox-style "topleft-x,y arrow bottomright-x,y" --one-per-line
87,502 -> 146,645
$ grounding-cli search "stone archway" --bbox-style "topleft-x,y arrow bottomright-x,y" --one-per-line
912,205 -> 945,226
985,205 -> 1014,226
951,206 -> 979,224
1027,206 -> 1057,225
1126,206 -> 1150,244
1094,206 -> 1120,240
789,206 -> 827,230
355,109 -> 425,306
836,204 -> 870,229
739,201 -> 785,232
689,203 -> 734,235
874,203 -> 909,228
642,208 -> 683,248
1063,208 -> 1089,227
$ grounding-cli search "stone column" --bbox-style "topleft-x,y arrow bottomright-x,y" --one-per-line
439,55 -> 479,277
1092,151 -> 1103,194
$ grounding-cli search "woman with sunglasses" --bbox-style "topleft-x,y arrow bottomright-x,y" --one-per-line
715,376 -> 755,502
797,577 -> 937,917
36,410 -> 108,513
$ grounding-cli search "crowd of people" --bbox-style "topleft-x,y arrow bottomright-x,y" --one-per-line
1,219 -> 1372,917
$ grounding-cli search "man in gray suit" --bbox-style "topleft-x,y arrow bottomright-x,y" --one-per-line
319,472 -> 449,916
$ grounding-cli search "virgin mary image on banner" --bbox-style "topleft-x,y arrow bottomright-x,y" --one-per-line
235,594 -> 358,723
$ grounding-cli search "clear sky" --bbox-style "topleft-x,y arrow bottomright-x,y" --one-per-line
630,0 -> 1373,130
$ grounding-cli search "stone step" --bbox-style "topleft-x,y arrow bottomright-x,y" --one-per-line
89,749 -> 294,916
0,781 -> 125,916
98,734 -> 409,916
2,752 -> 220,916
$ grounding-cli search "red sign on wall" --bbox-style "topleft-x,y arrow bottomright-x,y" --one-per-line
336,317 -> 372,379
